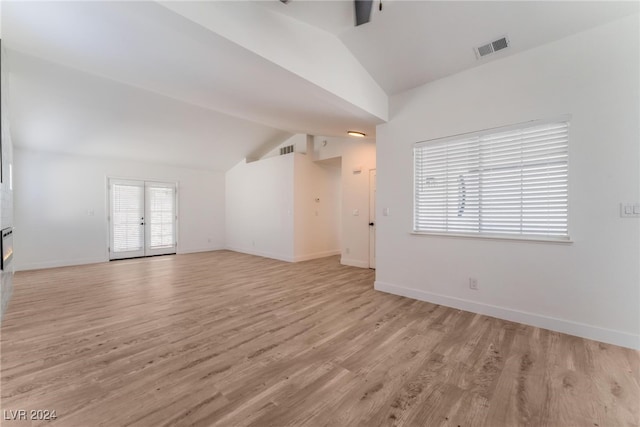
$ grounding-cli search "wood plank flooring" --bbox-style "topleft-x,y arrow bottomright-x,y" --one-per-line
1,251 -> 638,426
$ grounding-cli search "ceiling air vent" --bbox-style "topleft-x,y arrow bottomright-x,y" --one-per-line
475,36 -> 510,59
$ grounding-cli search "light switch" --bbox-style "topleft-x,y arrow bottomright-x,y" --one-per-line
634,205 -> 640,215
383,208 -> 390,216
625,205 -> 633,215
353,209 -> 359,216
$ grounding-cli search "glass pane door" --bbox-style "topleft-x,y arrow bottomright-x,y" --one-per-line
145,182 -> 176,256
109,179 -> 177,260
110,180 -> 145,260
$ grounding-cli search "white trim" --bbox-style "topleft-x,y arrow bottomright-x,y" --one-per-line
410,231 -> 573,244
15,256 -> 108,272
341,257 -> 370,269
225,246 -> 295,263
177,246 -> 225,255
369,168 -> 377,269
414,114 -> 572,148
108,178 -> 145,260
14,248 -> 226,271
225,247 -> 340,263
293,250 -> 341,262
374,280 -> 640,350
106,176 -> 179,260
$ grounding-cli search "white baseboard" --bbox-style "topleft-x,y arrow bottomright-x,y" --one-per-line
293,249 -> 341,262
374,280 -> 640,351
15,247 -> 227,271
15,256 -> 108,272
178,245 -> 225,255
225,246 -> 295,262
341,257 -> 371,269
226,247 -> 341,263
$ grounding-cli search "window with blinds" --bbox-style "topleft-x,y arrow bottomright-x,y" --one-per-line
414,119 -> 569,240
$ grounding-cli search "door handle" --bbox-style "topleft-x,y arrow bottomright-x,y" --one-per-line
369,222 -> 375,226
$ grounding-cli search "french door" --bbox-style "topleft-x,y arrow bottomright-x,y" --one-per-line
109,179 -> 177,260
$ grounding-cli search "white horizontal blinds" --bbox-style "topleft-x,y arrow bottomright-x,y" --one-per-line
147,184 -> 175,249
479,122 -> 569,236
112,183 -> 144,252
415,136 -> 481,233
414,120 -> 569,239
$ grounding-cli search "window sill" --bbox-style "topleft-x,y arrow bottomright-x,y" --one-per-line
410,231 -> 573,244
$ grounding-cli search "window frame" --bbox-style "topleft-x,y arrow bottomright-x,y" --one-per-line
412,116 -> 572,243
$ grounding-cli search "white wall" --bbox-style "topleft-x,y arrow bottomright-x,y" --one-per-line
226,152 -> 341,262
293,154 -> 341,261
225,154 -> 295,261
312,137 -> 345,162
314,136 -> 376,268
1,37 -> 15,320
341,140 -> 376,269
259,134 -> 308,160
375,16 -> 640,349
14,148 -> 225,270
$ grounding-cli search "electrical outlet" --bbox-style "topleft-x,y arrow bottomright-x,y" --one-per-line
345,248 -> 350,255
469,278 -> 478,290
621,203 -> 640,218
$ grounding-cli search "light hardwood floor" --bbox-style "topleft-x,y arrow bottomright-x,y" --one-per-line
1,251 -> 638,426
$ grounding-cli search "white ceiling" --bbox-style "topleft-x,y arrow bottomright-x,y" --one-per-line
268,1 -> 639,95
8,50 -> 291,171
3,1 -> 384,170
257,0 -> 355,35
3,1 -> 638,170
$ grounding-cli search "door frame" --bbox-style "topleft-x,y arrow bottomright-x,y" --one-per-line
106,176 -> 179,260
143,181 -> 178,257
369,168 -> 376,269
108,178 -> 146,260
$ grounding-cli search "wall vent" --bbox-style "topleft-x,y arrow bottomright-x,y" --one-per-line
280,145 -> 294,155
475,36 -> 510,59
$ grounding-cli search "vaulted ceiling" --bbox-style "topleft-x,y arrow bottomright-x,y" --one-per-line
2,1 -> 637,170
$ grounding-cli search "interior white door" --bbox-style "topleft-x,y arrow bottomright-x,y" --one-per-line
109,179 -> 177,260
110,179 -> 145,260
369,169 -> 376,269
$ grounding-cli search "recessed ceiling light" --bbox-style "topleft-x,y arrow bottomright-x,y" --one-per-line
347,131 -> 366,137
